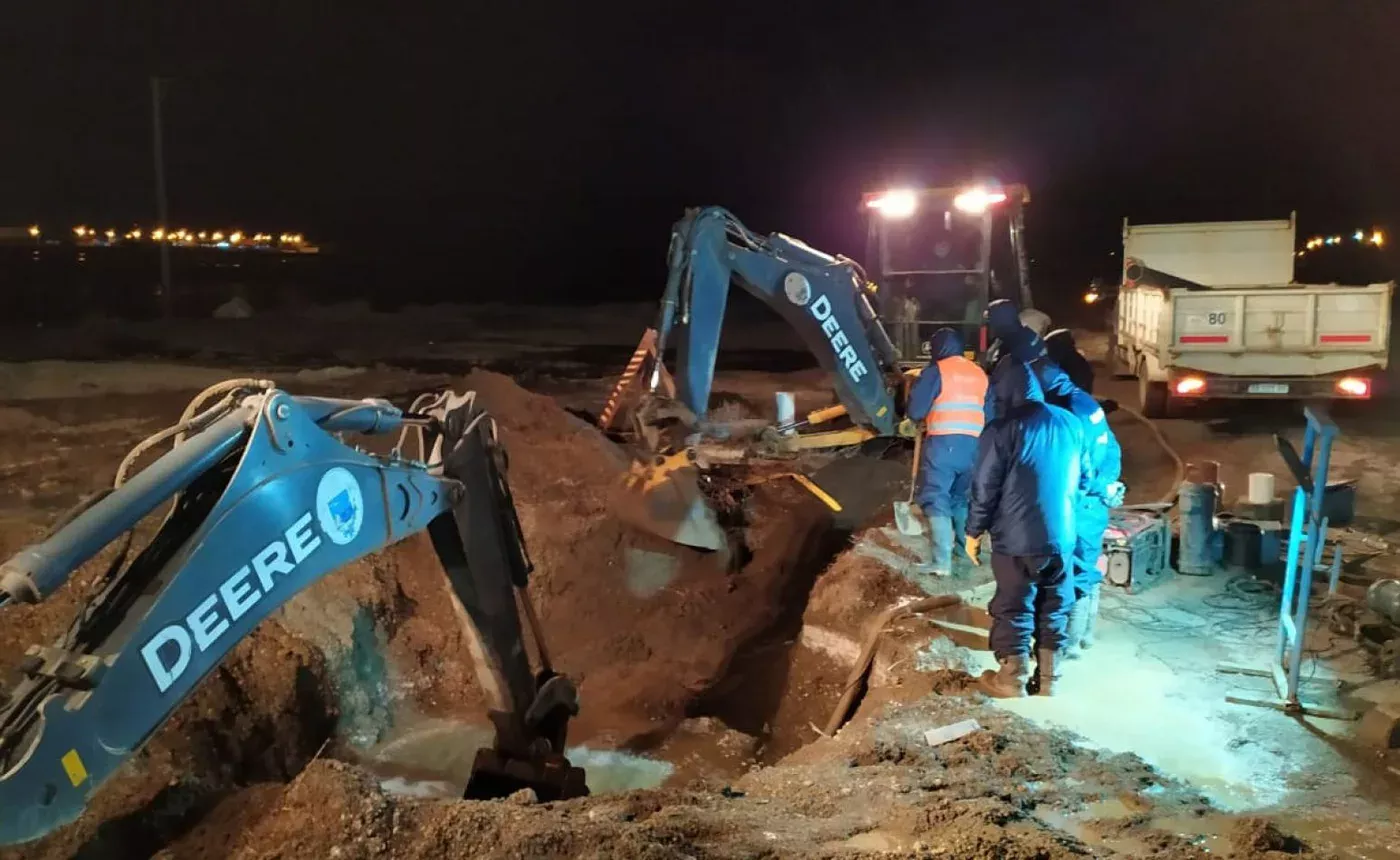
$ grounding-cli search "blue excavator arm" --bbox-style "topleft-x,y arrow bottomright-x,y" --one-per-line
652,207 -> 901,436
0,383 -> 585,845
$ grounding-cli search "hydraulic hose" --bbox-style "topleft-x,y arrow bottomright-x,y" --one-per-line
1114,403 -> 1187,505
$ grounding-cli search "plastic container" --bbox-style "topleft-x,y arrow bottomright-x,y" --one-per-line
1322,482 -> 1356,527
1258,528 -> 1283,566
1247,472 -> 1275,504
1224,520 -> 1263,570
775,392 -> 796,434
1367,579 -> 1400,626
1178,481 -> 1219,575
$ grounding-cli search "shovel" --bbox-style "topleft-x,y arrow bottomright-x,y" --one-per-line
893,433 -> 924,536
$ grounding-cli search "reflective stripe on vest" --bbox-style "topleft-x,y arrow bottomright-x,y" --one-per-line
925,356 -> 989,437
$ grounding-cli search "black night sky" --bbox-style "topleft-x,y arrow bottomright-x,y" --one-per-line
5,1 -> 1399,305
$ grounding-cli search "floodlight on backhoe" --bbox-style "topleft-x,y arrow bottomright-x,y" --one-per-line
952,187 -> 1008,215
865,189 -> 919,219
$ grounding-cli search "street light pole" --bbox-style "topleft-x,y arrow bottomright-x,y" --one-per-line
150,76 -> 173,317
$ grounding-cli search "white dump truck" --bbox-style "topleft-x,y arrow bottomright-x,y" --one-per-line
1108,215 -> 1393,417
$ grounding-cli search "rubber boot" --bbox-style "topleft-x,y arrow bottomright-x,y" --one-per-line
1035,648 -> 1062,697
977,654 -> 1031,698
950,506 -> 975,575
917,514 -> 954,577
1062,597 -> 1089,660
1080,585 -> 1101,649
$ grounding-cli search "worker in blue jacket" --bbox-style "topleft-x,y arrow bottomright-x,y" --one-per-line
1044,328 -> 1095,395
1021,350 -> 1125,654
982,300 -> 1052,372
906,328 -> 989,577
984,320 -> 1045,424
980,299 -> 1024,374
966,360 -> 1085,697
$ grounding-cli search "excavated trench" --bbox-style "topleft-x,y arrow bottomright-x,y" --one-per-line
347,478 -> 864,798
4,371 -> 924,857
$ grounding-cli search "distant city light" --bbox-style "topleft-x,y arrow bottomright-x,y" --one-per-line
34,221 -> 311,251
1300,228 -> 1387,253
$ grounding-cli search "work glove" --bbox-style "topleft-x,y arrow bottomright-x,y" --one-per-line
897,418 -> 919,439
965,534 -> 983,565
1105,481 -> 1127,508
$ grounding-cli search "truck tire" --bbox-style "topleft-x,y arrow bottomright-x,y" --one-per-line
1138,363 -> 1170,418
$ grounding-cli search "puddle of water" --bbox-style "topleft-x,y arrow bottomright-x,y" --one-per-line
991,629 -> 1303,811
358,718 -> 673,799
565,747 -> 675,794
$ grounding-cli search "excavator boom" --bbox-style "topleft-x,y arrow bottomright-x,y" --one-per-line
613,207 -> 906,550
0,383 -> 584,845
655,207 -> 900,434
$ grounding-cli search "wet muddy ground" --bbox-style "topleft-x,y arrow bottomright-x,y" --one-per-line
0,309 -> 1398,857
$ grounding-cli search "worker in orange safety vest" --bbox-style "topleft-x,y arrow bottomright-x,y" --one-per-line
906,327 -> 990,577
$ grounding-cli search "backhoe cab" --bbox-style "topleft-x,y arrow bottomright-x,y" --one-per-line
863,184 -> 1034,367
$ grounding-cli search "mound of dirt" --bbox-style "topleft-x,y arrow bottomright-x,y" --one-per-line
457,369 -> 849,746
148,692 -> 1327,860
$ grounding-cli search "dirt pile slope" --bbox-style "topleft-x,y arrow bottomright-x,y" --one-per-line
455,369 -> 848,745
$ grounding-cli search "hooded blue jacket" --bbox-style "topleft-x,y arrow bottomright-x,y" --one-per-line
1044,328 -> 1095,395
906,328 -> 965,419
907,328 -> 981,514
967,361 -> 1084,556
982,324 -> 1046,423
986,299 -> 1021,341
1029,358 -> 1121,501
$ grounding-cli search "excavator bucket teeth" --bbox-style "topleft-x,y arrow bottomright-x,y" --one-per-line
464,747 -> 589,803
609,458 -> 727,552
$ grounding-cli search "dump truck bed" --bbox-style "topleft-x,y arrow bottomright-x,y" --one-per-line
1114,281 -> 1393,412
1122,217 -> 1297,287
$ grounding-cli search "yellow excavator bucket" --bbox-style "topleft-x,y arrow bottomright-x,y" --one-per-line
608,451 -> 728,552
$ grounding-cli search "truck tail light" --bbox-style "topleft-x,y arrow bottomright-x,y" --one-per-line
1174,376 -> 1206,396
1336,377 -> 1371,397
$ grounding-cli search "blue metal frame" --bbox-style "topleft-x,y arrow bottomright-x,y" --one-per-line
1218,405 -> 1355,720
0,392 -> 458,843
1273,407 -> 1335,707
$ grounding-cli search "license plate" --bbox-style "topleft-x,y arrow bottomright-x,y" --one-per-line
1248,383 -> 1289,395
